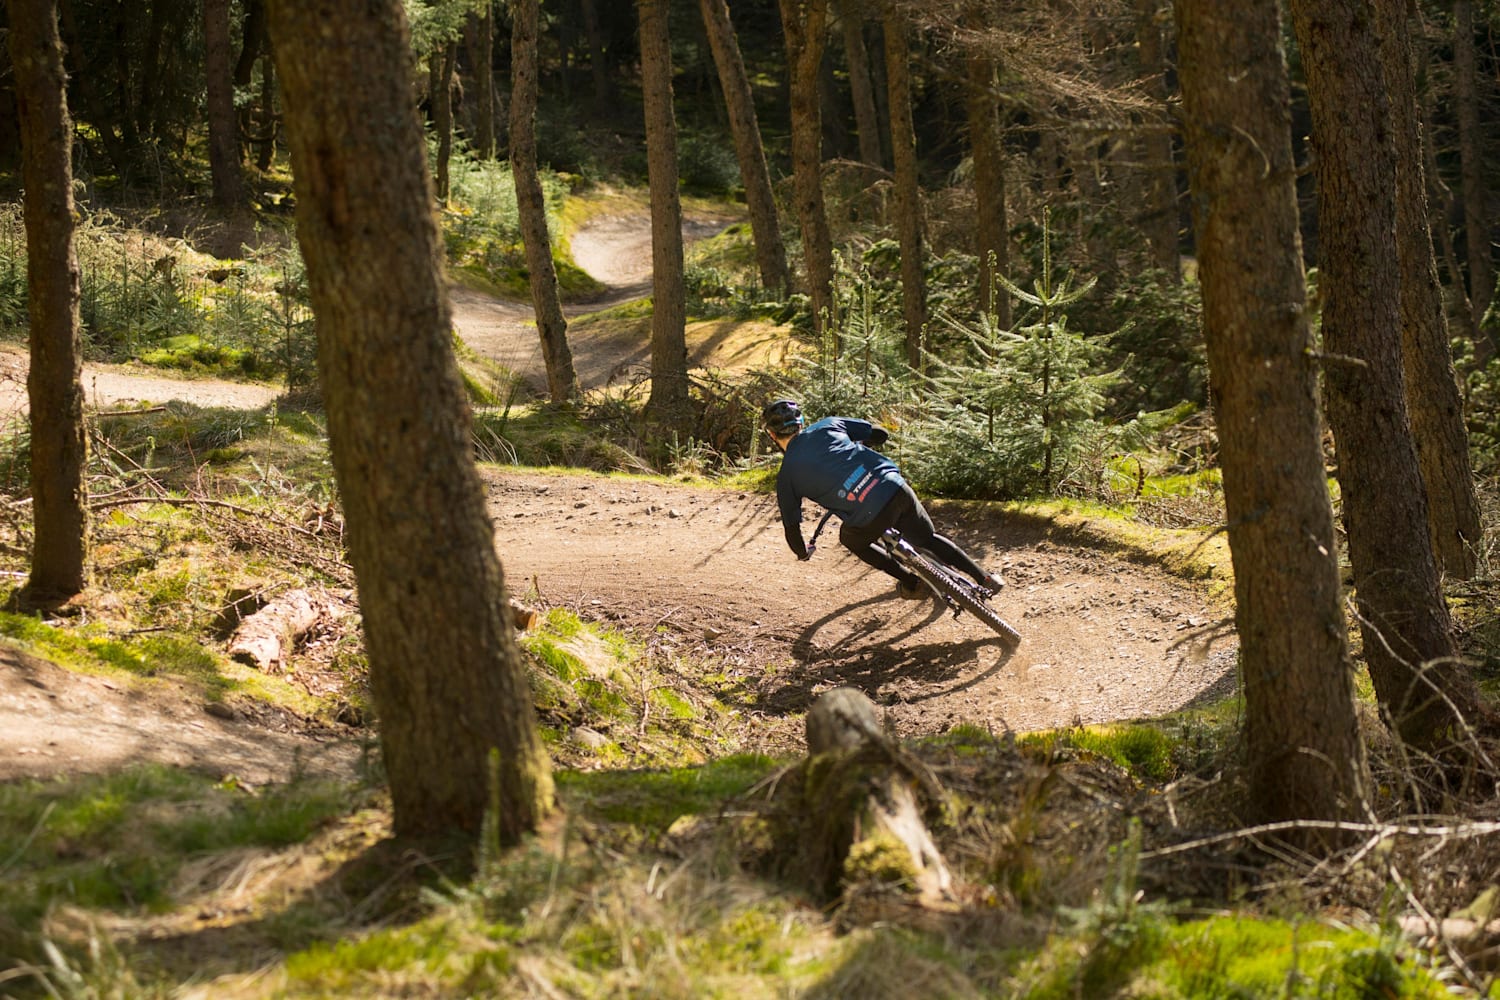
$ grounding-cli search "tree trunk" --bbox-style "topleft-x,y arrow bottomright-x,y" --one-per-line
817,50 -> 850,158
883,6 -> 924,368
54,0 -> 126,170
135,0 -> 167,142
780,0 -> 836,346
1070,132 -> 1119,290
1454,0 -> 1494,345
839,0 -> 884,169
233,0 -> 269,173
1375,0 -> 1482,583
233,0 -> 265,87
1289,0 -> 1481,749
1415,33 -> 1477,357
433,42 -> 456,202
256,47 -> 277,172
580,0 -> 612,111
204,0 -> 245,212
10,0 -> 90,604
1174,0 -> 1368,839
965,19 -> 1010,328
267,0 -> 554,843
639,0 -> 690,425
698,0 -> 791,295
1133,0 -> 1180,281
511,0 -> 579,405
465,5 -> 496,159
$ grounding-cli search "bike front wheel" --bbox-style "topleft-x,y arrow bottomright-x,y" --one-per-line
909,558 -> 1022,648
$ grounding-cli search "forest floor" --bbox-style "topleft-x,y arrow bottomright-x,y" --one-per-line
0,212 -> 1239,782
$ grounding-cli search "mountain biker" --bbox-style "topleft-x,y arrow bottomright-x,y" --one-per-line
761,399 -> 1004,600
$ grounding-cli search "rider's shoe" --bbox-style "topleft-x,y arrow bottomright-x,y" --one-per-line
978,570 -> 1005,594
896,577 -> 927,600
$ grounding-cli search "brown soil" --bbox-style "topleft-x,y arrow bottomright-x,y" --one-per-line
0,344 -> 282,422
0,645 -> 362,784
484,469 -> 1235,754
0,212 -> 1238,783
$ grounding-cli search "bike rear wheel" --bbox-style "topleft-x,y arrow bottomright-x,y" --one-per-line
907,554 -> 1022,648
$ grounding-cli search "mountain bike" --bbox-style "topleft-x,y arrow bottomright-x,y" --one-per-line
808,510 -> 1022,648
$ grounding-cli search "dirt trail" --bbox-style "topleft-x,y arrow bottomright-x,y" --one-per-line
449,214 -> 746,391
484,471 -> 1234,750
0,213 -> 1238,781
0,344 -> 282,422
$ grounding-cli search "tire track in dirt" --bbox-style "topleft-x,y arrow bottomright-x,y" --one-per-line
483,469 -> 1237,749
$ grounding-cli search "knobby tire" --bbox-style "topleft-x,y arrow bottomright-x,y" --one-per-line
906,551 -> 1022,648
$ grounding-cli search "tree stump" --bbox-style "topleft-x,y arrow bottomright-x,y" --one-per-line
799,687 -> 954,907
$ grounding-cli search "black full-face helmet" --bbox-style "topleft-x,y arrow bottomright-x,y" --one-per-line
762,399 -> 805,437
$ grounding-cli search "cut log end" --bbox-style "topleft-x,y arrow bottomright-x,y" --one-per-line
509,600 -> 539,631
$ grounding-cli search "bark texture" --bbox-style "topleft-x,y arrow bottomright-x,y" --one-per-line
883,8 -> 924,367
1454,0 -> 1494,343
1133,0 -> 1179,280
10,0 -> 90,602
267,0 -> 553,842
639,0 -> 690,424
203,0 -> 245,211
1175,0 -> 1368,834
433,42 -> 456,202
965,30 -> 1010,328
1289,0 -> 1480,747
838,0 -> 884,168
801,688 -> 953,906
465,6 -> 497,160
1374,0 -> 1482,582
511,0 -> 579,404
780,0 -> 836,345
698,0 -> 791,295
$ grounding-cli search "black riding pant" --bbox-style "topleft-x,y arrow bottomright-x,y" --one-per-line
838,482 -> 987,586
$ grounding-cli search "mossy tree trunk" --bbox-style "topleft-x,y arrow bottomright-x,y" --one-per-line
639,0 -> 690,427
1375,0 -> 1483,583
267,0 -> 554,843
883,6 -> 924,369
11,0 -> 90,604
1175,0 -> 1369,841
780,0 -> 836,347
792,688 -> 953,906
1289,0 -> 1482,748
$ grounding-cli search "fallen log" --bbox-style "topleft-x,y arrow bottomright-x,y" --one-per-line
225,589 -> 538,673
227,589 -> 324,672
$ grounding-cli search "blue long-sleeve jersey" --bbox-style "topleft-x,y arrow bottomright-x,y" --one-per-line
775,416 -> 904,558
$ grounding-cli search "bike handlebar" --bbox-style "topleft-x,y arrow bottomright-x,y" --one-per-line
807,509 -> 837,552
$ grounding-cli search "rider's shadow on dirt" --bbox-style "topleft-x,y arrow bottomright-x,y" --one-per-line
756,592 -> 1014,716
